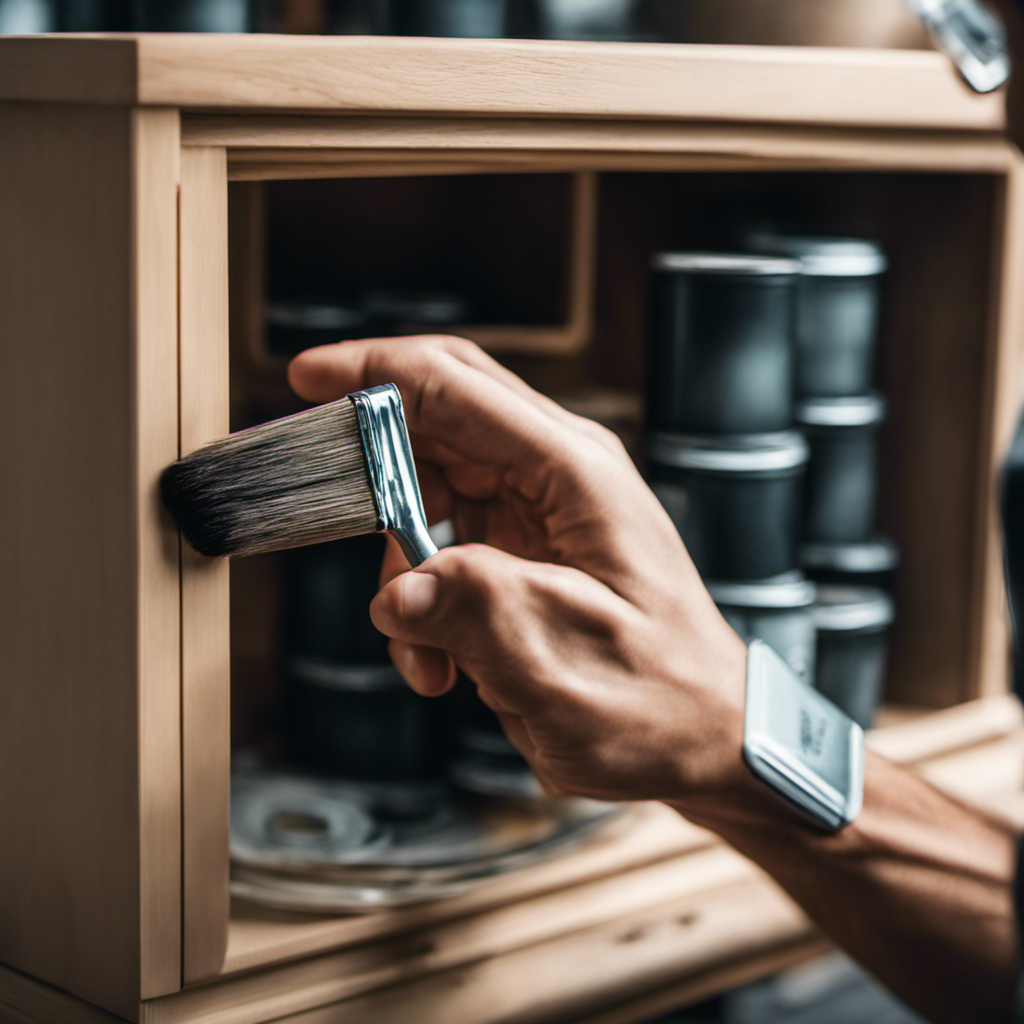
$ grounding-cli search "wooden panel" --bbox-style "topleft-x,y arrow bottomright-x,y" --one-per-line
179,116 -> 1016,178
0,964 -> 129,1024
0,38 -> 1007,130
209,696 -> 1019,980
210,881 -> 814,1024
179,148 -> 232,984
0,37 -> 137,105
134,106 -> 184,1004
971,152 -> 1024,698
0,102 -> 181,1016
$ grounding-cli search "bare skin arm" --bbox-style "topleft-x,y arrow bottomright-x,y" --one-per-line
289,336 -> 1018,1023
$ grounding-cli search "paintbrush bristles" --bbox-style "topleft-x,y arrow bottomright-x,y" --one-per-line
161,398 -> 380,557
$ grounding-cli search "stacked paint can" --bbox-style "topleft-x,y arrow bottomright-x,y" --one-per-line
753,233 -> 896,728
646,240 -> 897,727
645,253 -> 818,686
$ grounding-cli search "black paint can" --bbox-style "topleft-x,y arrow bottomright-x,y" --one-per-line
647,431 -> 808,580
797,393 -> 886,544
812,586 -> 894,729
707,573 -> 817,684
647,253 -> 801,435
801,535 -> 900,591
747,232 -> 886,397
284,661 -> 445,782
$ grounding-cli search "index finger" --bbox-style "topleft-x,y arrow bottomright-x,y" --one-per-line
288,336 -> 584,484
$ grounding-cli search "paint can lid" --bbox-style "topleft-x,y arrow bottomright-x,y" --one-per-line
801,536 -> 900,574
745,232 -> 887,277
796,393 -> 887,428
812,586 -> 895,632
646,431 -> 809,473
651,251 -> 801,277
707,572 -> 817,609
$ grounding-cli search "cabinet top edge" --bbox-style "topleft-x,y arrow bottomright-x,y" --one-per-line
0,34 -> 1007,132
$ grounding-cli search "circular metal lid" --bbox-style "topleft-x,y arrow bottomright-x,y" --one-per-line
801,536 -> 900,574
286,659 -> 407,692
746,232 -> 887,277
796,393 -> 887,428
651,251 -> 801,277
646,431 -> 809,473
812,586 -> 895,633
707,572 -> 816,609
266,300 -> 368,331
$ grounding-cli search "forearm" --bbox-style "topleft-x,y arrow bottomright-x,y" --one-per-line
676,751 -> 1018,1024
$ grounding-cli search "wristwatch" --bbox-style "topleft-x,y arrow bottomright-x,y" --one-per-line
743,640 -> 864,832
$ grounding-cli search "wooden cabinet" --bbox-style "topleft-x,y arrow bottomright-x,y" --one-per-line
2,34 -> 1024,1024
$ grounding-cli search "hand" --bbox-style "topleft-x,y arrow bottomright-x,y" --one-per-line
289,336 -> 748,809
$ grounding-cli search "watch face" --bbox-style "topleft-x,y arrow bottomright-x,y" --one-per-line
742,640 -> 864,831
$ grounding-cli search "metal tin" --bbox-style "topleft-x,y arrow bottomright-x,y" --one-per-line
647,252 -> 800,434
390,0 -> 507,36
746,232 -> 886,397
284,534 -> 390,666
284,660 -> 447,782
812,585 -> 894,728
707,573 -> 817,683
647,431 -> 808,580
801,535 -> 900,590
797,394 -> 886,544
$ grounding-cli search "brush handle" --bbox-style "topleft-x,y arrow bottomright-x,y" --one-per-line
392,524 -> 439,568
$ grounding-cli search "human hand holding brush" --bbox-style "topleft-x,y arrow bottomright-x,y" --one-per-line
287,334 -> 751,809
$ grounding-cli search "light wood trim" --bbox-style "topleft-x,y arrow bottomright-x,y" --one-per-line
178,116 -> 1017,177
0,36 -> 1006,131
166,881 -> 814,1024
570,937 -> 832,1024
971,152 -> 1024,700
134,108 -> 184,1002
231,172 -> 596,363
0,102 -> 181,1018
0,964 -> 130,1024
179,148 -> 232,984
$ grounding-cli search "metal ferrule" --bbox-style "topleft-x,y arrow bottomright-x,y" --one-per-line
348,383 -> 439,567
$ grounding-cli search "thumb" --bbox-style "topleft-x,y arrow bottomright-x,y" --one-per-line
370,542 -> 520,668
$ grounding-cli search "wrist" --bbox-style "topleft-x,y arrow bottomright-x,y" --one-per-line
667,640 -> 865,839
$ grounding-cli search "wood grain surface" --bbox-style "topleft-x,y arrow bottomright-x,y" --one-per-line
0,36 -> 1007,131
0,103 -> 181,1016
179,148 -> 232,985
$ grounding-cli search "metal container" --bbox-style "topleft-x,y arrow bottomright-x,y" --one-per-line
389,0 -> 507,36
266,299 -> 369,357
284,661 -> 446,781
797,394 -> 886,544
283,534 -> 390,667
707,574 -> 817,684
647,431 -> 808,580
801,535 -> 900,591
812,586 -> 894,729
747,232 -> 887,397
647,253 -> 801,435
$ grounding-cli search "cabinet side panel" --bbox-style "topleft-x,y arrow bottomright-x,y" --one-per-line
971,156 -> 1024,698
178,147 -> 231,982
133,108 -> 183,999
0,101 -> 169,1018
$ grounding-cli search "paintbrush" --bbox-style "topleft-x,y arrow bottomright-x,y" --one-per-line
160,383 -> 438,566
